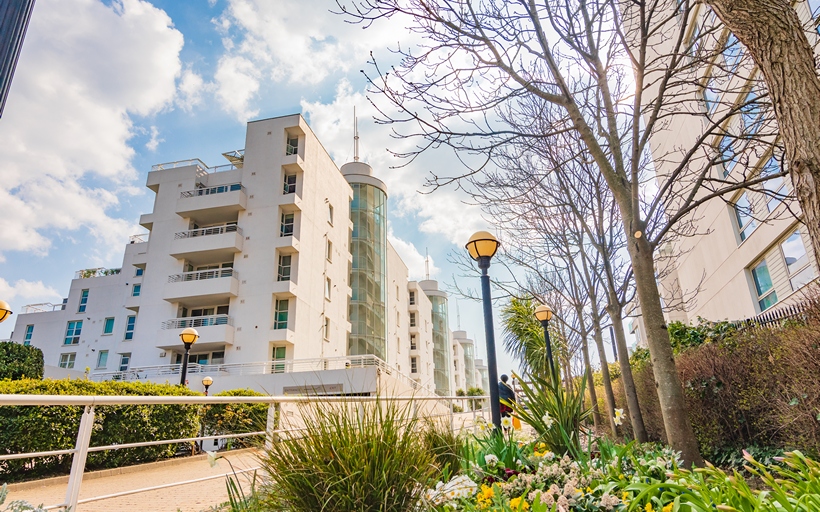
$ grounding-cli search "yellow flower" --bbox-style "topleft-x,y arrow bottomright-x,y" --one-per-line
645,504 -> 655,512
479,484 -> 494,501
663,504 -> 674,512
510,496 -> 530,511
619,473 -> 626,480
586,486 -> 593,493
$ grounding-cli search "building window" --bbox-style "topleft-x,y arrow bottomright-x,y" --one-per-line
325,277 -> 332,300
702,74 -> 720,114
59,353 -> 76,369
324,318 -> 331,340
410,334 -> 417,350
286,136 -> 299,156
135,267 -> 144,277
280,213 -> 295,237
734,192 -> 757,241
409,291 -> 416,305
97,350 -> 109,369
102,317 -> 115,335
212,351 -> 225,364
781,230 -> 816,291
410,312 -> 417,327
718,136 -> 739,177
740,83 -> 764,135
272,346 -> 286,373
722,32 -> 744,71
411,356 -> 418,374
132,284 -> 141,297
64,320 -> 82,345
283,173 -> 297,194
752,260 -> 778,311
277,254 -> 292,281
760,155 -> 787,213
119,353 -> 131,372
327,204 -> 334,225
125,315 -> 136,340
274,299 -> 289,329
78,289 -> 89,313
24,325 -> 33,346
396,311 -> 400,326
326,240 -> 333,262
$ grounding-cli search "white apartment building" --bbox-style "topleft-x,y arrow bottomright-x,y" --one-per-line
631,1 -> 820,337
8,114 -> 476,396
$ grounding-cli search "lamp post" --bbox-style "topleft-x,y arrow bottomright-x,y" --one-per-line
202,376 -> 213,396
179,327 -> 199,386
0,300 -> 12,323
534,304 -> 556,380
466,230 -> 502,429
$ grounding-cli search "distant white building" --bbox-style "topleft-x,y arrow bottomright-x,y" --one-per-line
9,114 -> 477,396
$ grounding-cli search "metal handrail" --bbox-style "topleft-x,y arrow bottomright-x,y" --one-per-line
174,224 -> 241,239
161,315 -> 233,330
179,183 -> 244,198
167,268 -> 237,283
129,234 -> 149,243
208,163 -> 240,172
151,158 -> 207,172
21,302 -> 66,313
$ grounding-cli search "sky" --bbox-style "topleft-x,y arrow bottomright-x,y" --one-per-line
0,0 -> 534,379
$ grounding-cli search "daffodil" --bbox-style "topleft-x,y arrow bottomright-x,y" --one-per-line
510,496 -> 530,511
645,503 -> 655,512
485,453 -> 499,466
206,450 -> 220,467
501,416 -> 513,429
541,412 -> 555,429
614,408 -> 624,426
663,503 -> 674,512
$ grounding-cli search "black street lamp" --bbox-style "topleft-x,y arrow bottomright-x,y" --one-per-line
0,300 -> 12,324
534,304 -> 556,379
466,230 -> 502,429
179,327 -> 199,386
202,375 -> 213,396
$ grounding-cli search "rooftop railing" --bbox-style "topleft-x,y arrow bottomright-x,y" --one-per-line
21,302 -> 66,313
129,233 -> 149,244
174,224 -> 241,239
167,268 -> 237,283
179,183 -> 244,198
151,158 -> 207,172
161,315 -> 233,330
75,267 -> 121,279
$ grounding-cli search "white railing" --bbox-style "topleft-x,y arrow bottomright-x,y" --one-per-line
161,315 -> 232,330
129,233 -> 149,244
208,163 -> 240,172
22,302 -> 66,313
75,268 -> 121,279
174,224 -> 241,239
151,158 -> 207,172
167,268 -> 237,283
0,393 -> 489,511
180,183 -> 244,198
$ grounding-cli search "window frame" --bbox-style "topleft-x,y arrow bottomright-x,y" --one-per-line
125,315 -> 136,340
283,173 -> 297,194
132,284 -> 141,297
326,239 -> 333,262
325,277 -> 332,301
780,229 -> 816,291
78,289 -> 89,313
410,312 -> 417,327
24,324 -> 34,345
411,356 -> 418,374
102,317 -> 115,335
59,353 -> 76,369
277,254 -> 292,281
274,299 -> 289,330
119,353 -> 131,372
64,320 -> 82,345
327,203 -> 334,225
97,350 -> 109,369
733,192 -> 757,242
751,259 -> 778,311
280,212 -> 295,237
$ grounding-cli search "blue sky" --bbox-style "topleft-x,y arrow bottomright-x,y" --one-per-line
0,0 -> 525,378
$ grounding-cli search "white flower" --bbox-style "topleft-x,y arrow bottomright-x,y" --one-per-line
501,416 -> 513,429
542,412 -> 555,429
206,450 -> 219,467
516,459 -> 523,467
485,454 -> 499,466
613,408 -> 624,426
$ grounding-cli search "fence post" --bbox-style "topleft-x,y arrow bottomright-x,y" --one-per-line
265,401 -> 280,450
449,398 -> 455,433
65,405 -> 95,510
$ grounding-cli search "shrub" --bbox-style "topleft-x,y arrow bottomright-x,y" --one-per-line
258,397 -> 438,511
0,342 -> 43,380
0,379 -> 200,482
202,389 -> 268,448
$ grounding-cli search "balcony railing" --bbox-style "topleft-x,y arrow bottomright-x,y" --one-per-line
151,158 -> 207,172
174,224 -> 241,239
180,183 -> 244,198
161,315 -> 233,330
129,233 -> 149,244
167,268 -> 238,283
21,301 -> 67,313
75,267 -> 121,279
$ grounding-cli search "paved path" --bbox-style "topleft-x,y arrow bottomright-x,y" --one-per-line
5,450 -> 262,511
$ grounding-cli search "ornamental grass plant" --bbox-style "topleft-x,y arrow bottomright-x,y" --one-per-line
258,397 -> 439,512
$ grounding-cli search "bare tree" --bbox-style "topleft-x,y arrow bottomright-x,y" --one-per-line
341,0 -> 784,464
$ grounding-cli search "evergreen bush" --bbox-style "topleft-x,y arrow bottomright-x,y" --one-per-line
0,342 -> 43,380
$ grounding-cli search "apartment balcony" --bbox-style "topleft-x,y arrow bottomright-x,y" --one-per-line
280,192 -> 302,213
138,213 -> 155,230
163,268 -> 239,306
282,153 -> 305,174
124,294 -> 140,312
269,327 -> 296,345
271,280 -> 297,298
169,225 -> 244,265
275,232 -> 300,255
176,183 -> 247,225
156,314 -> 234,351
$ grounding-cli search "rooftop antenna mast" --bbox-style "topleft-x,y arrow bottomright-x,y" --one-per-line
425,248 -> 430,280
353,106 -> 359,162
456,299 -> 461,330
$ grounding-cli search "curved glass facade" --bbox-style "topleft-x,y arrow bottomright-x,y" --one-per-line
348,183 -> 387,360
430,295 -> 452,396
463,342 -> 476,389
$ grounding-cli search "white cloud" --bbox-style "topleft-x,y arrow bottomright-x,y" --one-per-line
145,126 -> 163,151
388,232 -> 439,281
0,0 -> 185,261
0,278 -> 61,302
214,55 -> 261,121
177,69 -> 207,111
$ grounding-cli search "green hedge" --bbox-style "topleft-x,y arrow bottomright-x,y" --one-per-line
0,379 -> 201,482
0,342 -> 44,380
202,388 -> 269,447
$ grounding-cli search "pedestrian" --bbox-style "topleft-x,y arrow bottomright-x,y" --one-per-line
498,374 -> 516,418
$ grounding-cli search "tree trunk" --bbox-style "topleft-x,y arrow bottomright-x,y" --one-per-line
581,335 -> 603,430
607,304 -> 649,443
591,314 -> 619,436
627,233 -> 703,465
705,0 -> 820,262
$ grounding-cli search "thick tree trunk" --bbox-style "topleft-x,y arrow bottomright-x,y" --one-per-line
581,335 -> 603,430
705,0 -> 820,261
607,304 -> 649,443
627,233 -> 703,465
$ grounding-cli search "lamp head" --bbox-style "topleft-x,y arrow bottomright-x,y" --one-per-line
0,300 -> 11,323
202,376 -> 213,387
465,231 -> 500,260
179,327 -> 199,345
534,304 -> 554,323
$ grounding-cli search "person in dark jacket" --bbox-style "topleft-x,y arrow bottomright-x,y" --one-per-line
498,374 -> 516,418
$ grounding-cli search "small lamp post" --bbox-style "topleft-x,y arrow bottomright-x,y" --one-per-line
466,230 -> 502,429
534,304 -> 556,379
202,376 -> 213,396
0,300 -> 12,323
179,327 -> 199,386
